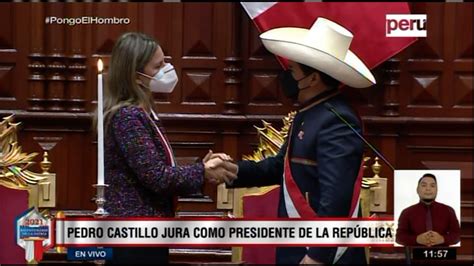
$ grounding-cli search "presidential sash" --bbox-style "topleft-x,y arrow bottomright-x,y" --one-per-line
282,123 -> 363,264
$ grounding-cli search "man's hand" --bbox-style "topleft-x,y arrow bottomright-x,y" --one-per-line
300,255 -> 324,265
203,150 -> 238,185
416,231 -> 432,246
428,231 -> 445,246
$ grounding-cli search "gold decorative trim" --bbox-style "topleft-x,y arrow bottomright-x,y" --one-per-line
291,157 -> 318,166
0,115 -> 56,208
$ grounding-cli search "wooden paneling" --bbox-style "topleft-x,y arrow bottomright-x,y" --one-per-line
240,8 -> 296,115
396,3 -> 473,118
0,2 -> 472,261
0,4 -> 29,110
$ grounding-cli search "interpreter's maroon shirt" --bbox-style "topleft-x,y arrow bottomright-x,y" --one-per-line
396,201 -> 460,246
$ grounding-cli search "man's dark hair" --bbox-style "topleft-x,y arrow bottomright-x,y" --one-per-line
418,173 -> 437,185
299,63 -> 340,90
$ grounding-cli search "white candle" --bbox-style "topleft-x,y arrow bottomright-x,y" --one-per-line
97,59 -> 104,185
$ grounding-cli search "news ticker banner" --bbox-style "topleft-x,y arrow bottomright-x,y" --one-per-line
55,217 -> 395,247
16,213 -> 394,261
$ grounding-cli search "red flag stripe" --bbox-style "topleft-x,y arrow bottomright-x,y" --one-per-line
283,154 -> 318,218
34,240 -> 43,262
350,162 -> 365,214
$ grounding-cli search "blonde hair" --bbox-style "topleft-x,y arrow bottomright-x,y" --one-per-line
94,32 -> 159,135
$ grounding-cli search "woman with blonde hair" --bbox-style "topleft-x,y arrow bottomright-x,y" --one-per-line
99,32 -> 237,264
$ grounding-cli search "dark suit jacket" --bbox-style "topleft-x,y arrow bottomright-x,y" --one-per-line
230,91 -> 366,264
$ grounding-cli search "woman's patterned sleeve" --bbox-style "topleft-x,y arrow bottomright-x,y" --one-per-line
111,106 -> 204,196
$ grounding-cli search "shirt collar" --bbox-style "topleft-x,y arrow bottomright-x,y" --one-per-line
419,200 -> 437,208
299,89 -> 340,113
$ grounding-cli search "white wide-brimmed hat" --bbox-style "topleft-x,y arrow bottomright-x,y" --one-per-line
260,17 -> 376,88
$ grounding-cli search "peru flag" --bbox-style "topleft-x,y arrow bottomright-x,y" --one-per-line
25,239 -> 45,263
241,2 -> 416,69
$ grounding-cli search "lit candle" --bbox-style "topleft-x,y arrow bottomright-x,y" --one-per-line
97,59 -> 104,185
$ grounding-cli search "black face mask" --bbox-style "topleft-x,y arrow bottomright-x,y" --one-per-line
279,69 -> 310,101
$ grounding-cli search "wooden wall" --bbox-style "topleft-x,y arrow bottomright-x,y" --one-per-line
0,2 -> 472,258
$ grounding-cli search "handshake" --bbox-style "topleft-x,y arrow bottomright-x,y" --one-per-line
202,150 -> 238,185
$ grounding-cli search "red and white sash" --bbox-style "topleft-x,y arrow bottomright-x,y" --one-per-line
282,124 -> 363,263
147,109 -> 176,167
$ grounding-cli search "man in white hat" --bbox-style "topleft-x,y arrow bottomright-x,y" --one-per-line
226,17 -> 376,264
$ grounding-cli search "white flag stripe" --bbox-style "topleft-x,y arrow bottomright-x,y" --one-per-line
333,198 -> 361,263
25,240 -> 34,262
240,2 -> 277,19
282,173 -> 301,218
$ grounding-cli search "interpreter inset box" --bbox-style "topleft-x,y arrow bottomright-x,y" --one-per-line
394,170 -> 461,247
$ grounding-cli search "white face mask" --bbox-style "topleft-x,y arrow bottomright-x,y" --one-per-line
138,63 -> 178,93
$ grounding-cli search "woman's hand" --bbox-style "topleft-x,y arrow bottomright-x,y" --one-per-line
203,150 -> 238,184
203,150 -> 233,164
